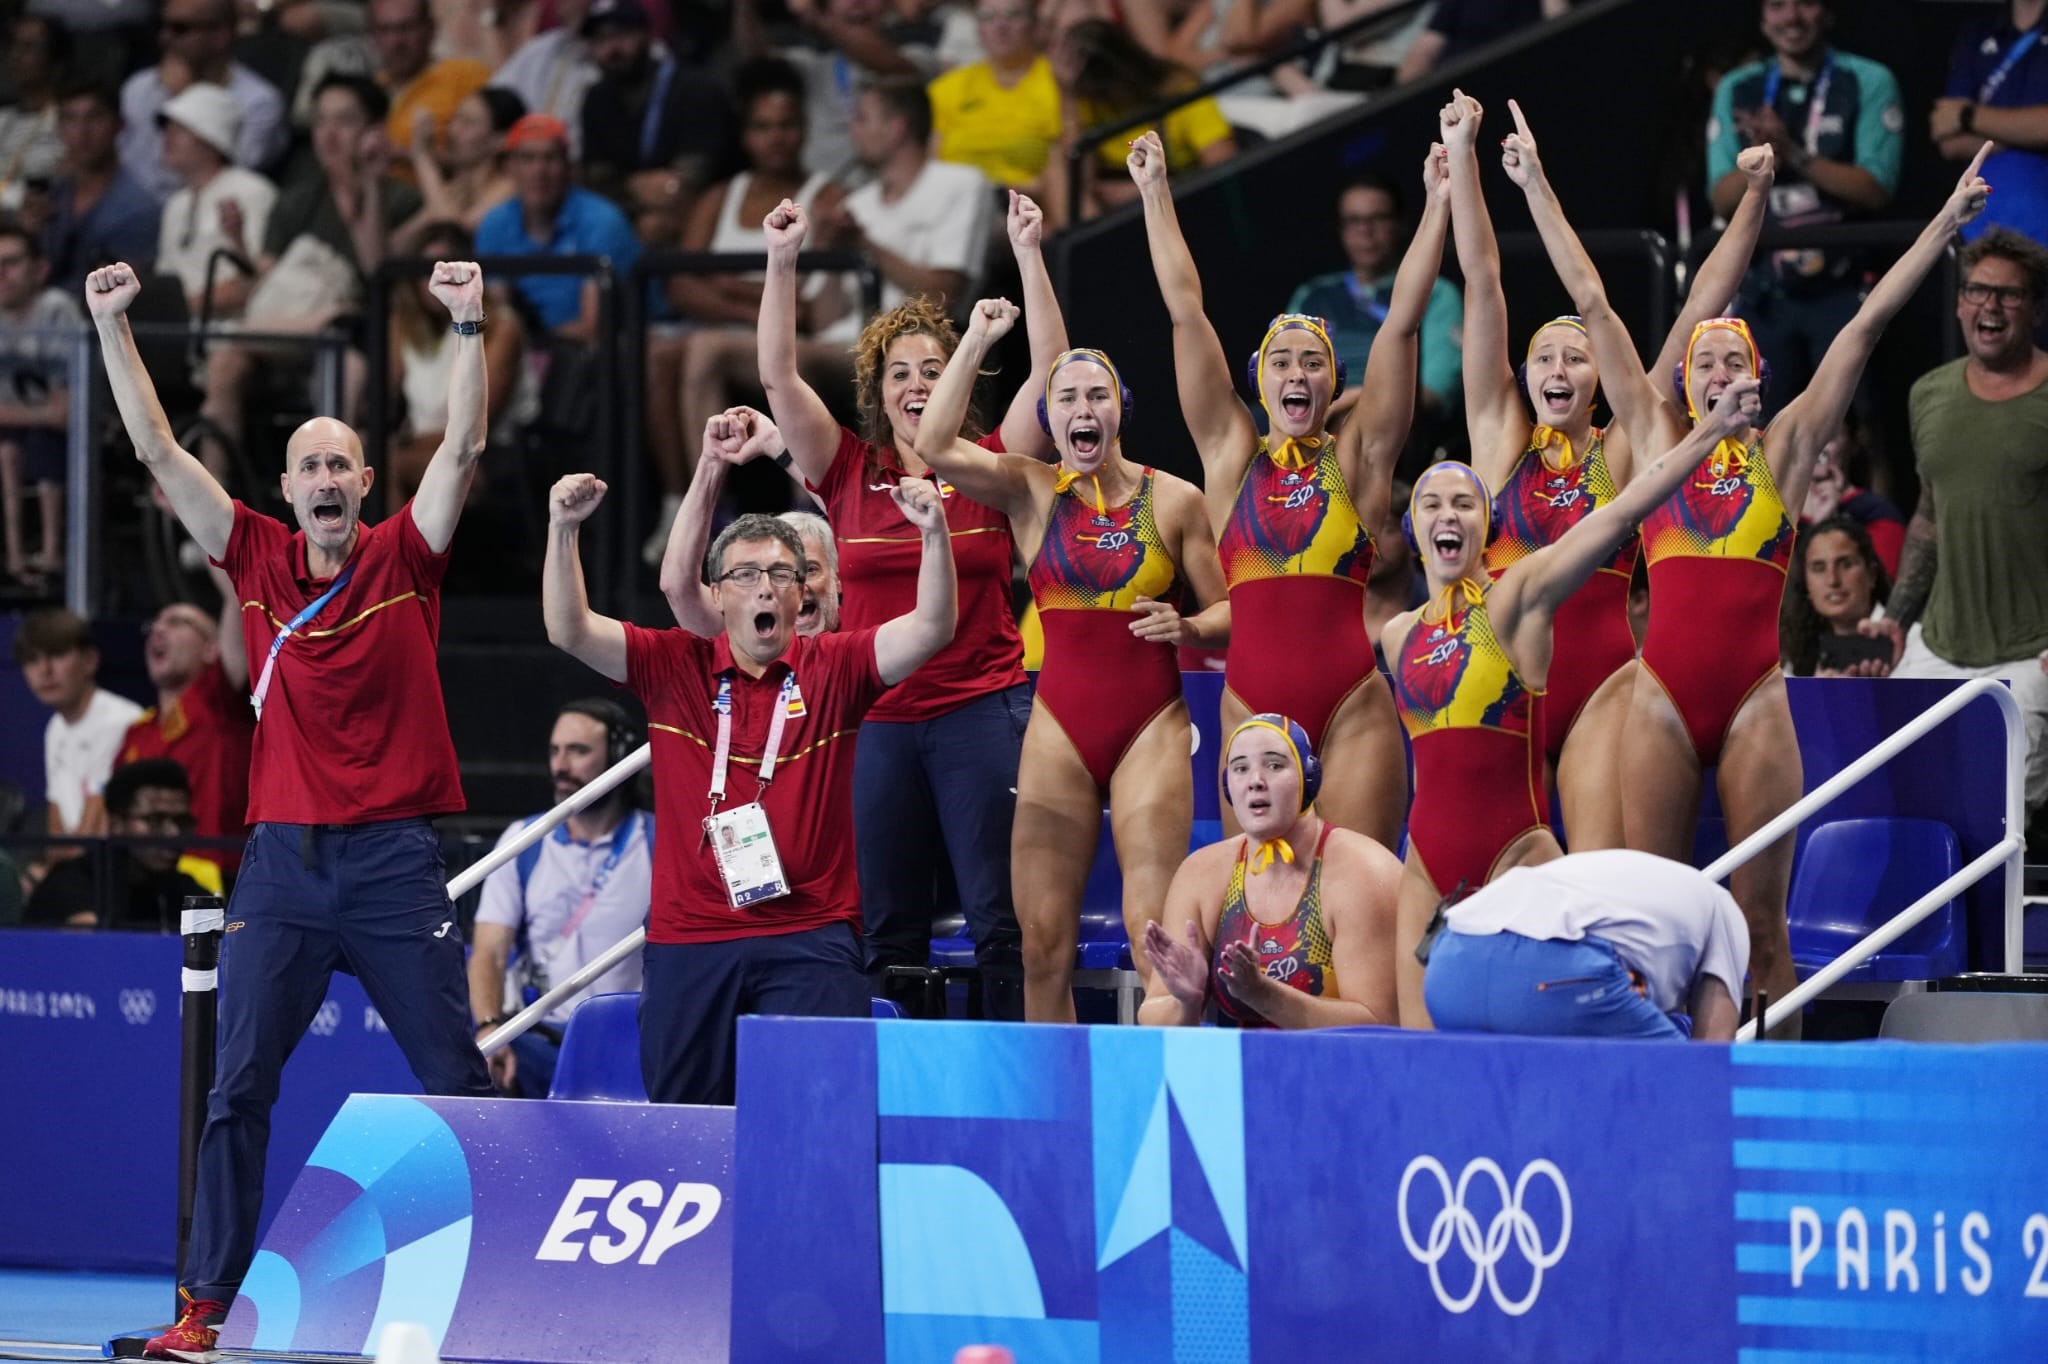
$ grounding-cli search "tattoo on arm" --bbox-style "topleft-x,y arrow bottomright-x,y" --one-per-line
1887,500 -> 1939,630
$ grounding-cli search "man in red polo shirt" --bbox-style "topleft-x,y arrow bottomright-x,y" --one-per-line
542,454 -> 957,1104
85,255 -> 496,1361
119,570 -> 254,879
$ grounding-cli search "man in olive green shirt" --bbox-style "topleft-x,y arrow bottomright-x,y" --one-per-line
1895,228 -> 2048,822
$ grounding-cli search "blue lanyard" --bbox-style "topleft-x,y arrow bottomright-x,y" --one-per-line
1981,27 -> 2043,105
1342,272 -> 1390,325
639,58 -> 677,166
250,560 -> 355,720
1762,50 -> 1833,156
552,810 -> 647,942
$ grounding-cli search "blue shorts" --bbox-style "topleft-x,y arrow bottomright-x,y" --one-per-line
1423,931 -> 1684,1041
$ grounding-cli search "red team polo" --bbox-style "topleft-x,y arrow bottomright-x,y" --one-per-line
119,660 -> 255,864
623,622 -> 886,944
215,502 -> 465,824
811,428 -> 1025,721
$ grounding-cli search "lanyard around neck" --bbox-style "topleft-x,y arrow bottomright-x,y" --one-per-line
708,671 -> 797,811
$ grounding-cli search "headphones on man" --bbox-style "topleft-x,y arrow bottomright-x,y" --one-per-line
559,697 -> 640,769
1401,462 -> 1503,555
1672,317 -> 1773,412
1245,314 -> 1348,401
1220,713 -> 1323,814
1037,347 -> 1134,436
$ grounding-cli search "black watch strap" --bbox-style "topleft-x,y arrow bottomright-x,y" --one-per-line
451,315 -> 486,336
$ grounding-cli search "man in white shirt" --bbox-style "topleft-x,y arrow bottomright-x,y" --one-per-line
153,83 -> 277,315
1420,850 -> 1751,1041
493,0 -> 603,158
118,0 -> 286,201
14,607 -> 144,843
469,699 -> 653,1097
823,75 -> 991,314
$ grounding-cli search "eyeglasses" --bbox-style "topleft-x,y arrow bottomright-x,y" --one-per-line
1341,212 -> 1399,229
158,18 -> 223,36
977,7 -> 1030,21
719,565 -> 801,588
1961,282 -> 2033,307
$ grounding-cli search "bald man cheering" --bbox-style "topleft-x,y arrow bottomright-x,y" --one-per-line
86,258 -> 496,1361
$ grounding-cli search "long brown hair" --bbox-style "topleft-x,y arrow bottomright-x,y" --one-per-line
1780,515 -> 1890,677
852,297 -> 985,462
395,222 -> 474,353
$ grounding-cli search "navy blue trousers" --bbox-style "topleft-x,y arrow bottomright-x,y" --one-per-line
184,820 -> 492,1300
852,683 -> 1028,1019
640,923 -> 869,1106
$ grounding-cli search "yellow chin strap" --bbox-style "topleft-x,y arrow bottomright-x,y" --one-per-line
1529,426 -> 1579,470
1683,317 -> 1763,473
1423,576 -> 1488,626
1257,315 -> 1338,471
1249,836 -> 1295,874
1052,468 -> 1107,515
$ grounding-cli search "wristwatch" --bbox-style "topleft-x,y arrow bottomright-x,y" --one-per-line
451,314 -> 487,336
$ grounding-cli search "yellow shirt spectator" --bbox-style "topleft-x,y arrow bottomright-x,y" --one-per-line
929,56 -> 1062,188
388,58 -> 492,159
1086,88 -> 1232,172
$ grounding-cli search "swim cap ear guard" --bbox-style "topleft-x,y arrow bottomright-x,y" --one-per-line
1220,713 -> 1322,815
1037,347 -> 1134,436
1245,314 -> 1348,402
1401,462 -> 1503,555
1672,317 -> 1772,413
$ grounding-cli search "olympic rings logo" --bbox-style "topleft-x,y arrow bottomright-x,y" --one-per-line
118,989 -> 156,1025
308,1001 -> 342,1037
1397,1155 -> 1572,1316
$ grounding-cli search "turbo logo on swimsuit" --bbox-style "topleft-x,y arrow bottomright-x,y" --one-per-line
1398,1155 -> 1573,1316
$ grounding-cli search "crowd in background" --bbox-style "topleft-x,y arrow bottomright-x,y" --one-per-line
6,0 -> 2048,922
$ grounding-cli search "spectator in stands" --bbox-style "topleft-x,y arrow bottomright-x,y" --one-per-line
1396,0 -> 1569,84
659,59 -> 846,563
1799,427 -> 1902,576
1934,0 -> 2048,246
373,0 -> 492,160
23,758 -> 210,928
155,84 -> 277,316
1422,850 -> 1749,1041
476,113 -> 640,341
0,15 -> 70,213
0,223 -> 84,588
1139,714 -> 1401,1028
199,75 -> 422,466
662,410 -> 844,639
38,81 -> 159,296
1780,514 -> 1890,678
385,220 -> 526,510
493,0 -> 603,156
15,608 -> 143,843
1045,19 -> 1235,224
736,0 -> 934,181
577,0 -> 735,211
117,574 -> 252,879
470,699 -> 653,1099
1287,172 -> 1462,424
542,468 -> 958,1105
1890,228 -> 2048,828
1709,0 -> 1902,409
928,0 -> 1061,190
120,0 -> 286,202
814,76 -> 993,314
395,86 -> 522,248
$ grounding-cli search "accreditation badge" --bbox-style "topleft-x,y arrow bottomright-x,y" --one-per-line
705,802 -> 790,908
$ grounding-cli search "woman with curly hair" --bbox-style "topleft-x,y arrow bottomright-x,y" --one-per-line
746,189 -> 1067,1020
1780,515 -> 1892,678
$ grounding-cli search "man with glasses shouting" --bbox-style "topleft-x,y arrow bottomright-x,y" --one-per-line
543,405 -> 957,1105
1888,227 -> 2048,849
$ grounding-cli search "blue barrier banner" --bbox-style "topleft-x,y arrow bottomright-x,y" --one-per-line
734,1018 -> 2048,1363
0,929 -> 420,1271
217,1095 -> 733,1364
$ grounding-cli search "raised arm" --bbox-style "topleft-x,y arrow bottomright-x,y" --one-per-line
410,261 -> 489,554
660,412 -> 781,636
1768,146 -> 1993,500
84,264 -> 234,561
1658,145 -> 1775,389
206,563 -> 248,692
1129,131 -> 1257,483
1504,101 -> 1682,453
1343,142 -> 1451,499
911,298 -> 1042,522
543,474 -> 629,683
872,480 -> 958,685
998,191 -> 1067,461
1441,90 -> 1521,481
757,200 -> 843,486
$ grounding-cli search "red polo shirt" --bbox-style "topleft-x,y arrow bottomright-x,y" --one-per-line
623,622 -> 885,944
216,501 -> 465,825
811,427 -> 1025,722
119,660 -> 254,866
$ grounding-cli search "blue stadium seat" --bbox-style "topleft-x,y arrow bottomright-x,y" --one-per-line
1787,818 -> 1965,984
546,992 -> 648,1102
871,997 -> 907,1020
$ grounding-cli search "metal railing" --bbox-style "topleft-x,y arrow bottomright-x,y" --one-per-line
1,832 -> 249,930
1727,679 -> 2028,1041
